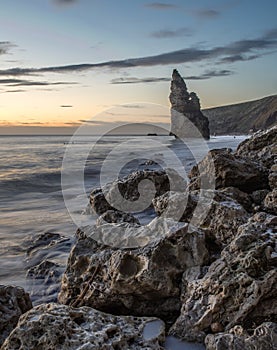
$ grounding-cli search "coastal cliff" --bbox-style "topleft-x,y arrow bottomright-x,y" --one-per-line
204,94 -> 277,135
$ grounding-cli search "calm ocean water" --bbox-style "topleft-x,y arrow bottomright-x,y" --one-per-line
0,134 -> 247,348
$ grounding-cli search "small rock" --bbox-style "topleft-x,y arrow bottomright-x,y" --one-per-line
205,322 -> 277,350
251,189 -> 270,205
96,210 -> 140,226
263,188 -> 277,214
0,285 -> 32,346
269,163 -> 277,189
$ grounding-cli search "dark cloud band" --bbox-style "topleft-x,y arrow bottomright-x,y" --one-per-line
110,70 -> 233,84
0,28 -> 276,77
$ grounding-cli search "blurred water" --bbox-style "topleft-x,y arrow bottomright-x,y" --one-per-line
0,134 -> 246,286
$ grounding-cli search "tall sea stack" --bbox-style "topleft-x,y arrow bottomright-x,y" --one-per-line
169,69 -> 210,139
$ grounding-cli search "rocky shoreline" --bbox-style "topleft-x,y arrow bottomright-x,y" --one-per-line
0,126 -> 276,349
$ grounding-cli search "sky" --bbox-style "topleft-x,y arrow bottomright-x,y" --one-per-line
0,0 -> 276,134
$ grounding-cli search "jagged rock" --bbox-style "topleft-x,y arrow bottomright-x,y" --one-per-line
219,187 -> 253,212
169,69 -> 210,140
1,303 -> 165,350
236,126 -> 277,168
24,231 -> 71,257
189,148 -> 269,193
152,190 -> 196,222
26,260 -> 61,284
205,322 -> 277,350
250,189 -> 270,205
269,163 -> 277,189
22,232 -> 71,305
26,260 -> 64,305
0,285 -> 32,347
90,169 -> 186,215
153,189 -> 249,248
199,191 -> 250,248
169,212 -> 277,343
96,210 -> 140,226
58,220 -> 209,324
263,188 -> 277,214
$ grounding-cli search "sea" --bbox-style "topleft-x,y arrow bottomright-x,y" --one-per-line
0,134 -> 247,349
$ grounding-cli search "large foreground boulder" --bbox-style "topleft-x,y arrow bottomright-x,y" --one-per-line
169,212 -> 277,342
0,285 -> 32,346
1,303 -> 165,350
189,148 -> 269,193
236,125 -> 277,168
59,220 -> 209,324
205,322 -> 277,350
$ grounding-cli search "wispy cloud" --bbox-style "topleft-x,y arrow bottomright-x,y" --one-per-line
110,69 -> 233,84
53,0 -> 78,6
79,119 -> 118,125
0,89 -> 26,94
193,9 -> 220,18
0,29 -> 276,77
145,2 -> 178,10
0,41 -> 16,55
121,104 -> 145,109
0,78 -> 77,86
64,121 -> 81,126
111,77 -> 169,84
186,69 -> 233,80
149,27 -> 193,39
220,54 -> 259,63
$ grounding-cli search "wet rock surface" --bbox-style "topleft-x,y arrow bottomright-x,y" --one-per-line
26,260 -> 65,304
205,322 -> 277,350
23,231 -> 72,305
58,220 -> 209,324
0,285 -> 32,347
169,69 -> 210,140
1,303 -> 166,350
